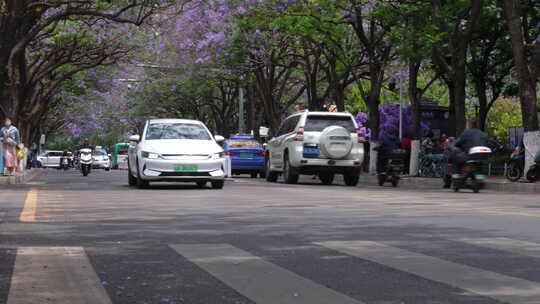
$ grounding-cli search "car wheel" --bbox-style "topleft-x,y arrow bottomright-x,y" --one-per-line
136,160 -> 149,189
211,180 -> 224,189
344,169 -> 360,186
378,174 -> 386,186
319,173 -> 334,185
506,165 -> 522,182
283,154 -> 299,184
391,176 -> 399,187
196,181 -> 207,188
259,171 -> 266,179
265,157 -> 278,182
526,167 -> 539,182
250,172 -> 258,178
128,160 -> 137,186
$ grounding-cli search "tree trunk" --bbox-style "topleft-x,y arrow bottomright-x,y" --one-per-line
410,140 -> 421,176
500,0 -> 539,171
369,140 -> 379,175
474,78 -> 488,131
408,59 -> 422,176
453,61 -> 467,136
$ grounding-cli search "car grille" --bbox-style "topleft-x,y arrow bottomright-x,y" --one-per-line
161,154 -> 210,160
159,172 -> 211,177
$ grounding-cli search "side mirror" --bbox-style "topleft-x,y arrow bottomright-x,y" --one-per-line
214,135 -> 225,143
129,135 -> 140,142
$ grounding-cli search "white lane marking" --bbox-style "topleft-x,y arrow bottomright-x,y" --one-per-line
170,243 -> 364,304
8,247 -> 112,304
317,241 -> 540,304
459,237 -> 540,259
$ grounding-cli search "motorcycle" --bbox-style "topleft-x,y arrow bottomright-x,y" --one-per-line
506,147 -> 524,182
526,151 -> 540,182
378,149 -> 407,187
79,148 -> 93,177
452,146 -> 492,193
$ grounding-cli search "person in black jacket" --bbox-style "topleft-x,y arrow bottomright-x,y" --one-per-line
453,119 -> 488,174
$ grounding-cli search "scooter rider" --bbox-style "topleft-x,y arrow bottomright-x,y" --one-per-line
453,119 -> 488,174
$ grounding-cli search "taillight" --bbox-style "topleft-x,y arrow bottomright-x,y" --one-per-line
356,128 -> 364,143
294,126 -> 305,141
257,151 -> 267,156
224,151 -> 236,156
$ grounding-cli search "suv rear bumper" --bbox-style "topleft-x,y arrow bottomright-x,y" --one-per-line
297,164 -> 361,175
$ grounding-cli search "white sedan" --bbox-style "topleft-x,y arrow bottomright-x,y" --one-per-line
127,118 -> 227,189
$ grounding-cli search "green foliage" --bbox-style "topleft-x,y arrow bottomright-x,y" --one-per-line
486,99 -> 523,145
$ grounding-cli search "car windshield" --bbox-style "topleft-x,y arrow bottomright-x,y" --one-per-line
226,140 -> 261,149
145,123 -> 211,140
94,150 -> 107,156
47,152 -> 63,157
304,115 -> 356,133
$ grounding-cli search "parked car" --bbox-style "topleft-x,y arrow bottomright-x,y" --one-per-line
224,135 -> 266,178
92,148 -> 111,171
37,150 -> 64,168
265,111 -> 364,186
128,118 -> 227,189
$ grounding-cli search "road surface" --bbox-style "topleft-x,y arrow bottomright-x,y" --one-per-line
2,169 -> 540,304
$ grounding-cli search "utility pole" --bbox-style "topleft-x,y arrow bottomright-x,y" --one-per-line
399,76 -> 403,140
238,82 -> 245,134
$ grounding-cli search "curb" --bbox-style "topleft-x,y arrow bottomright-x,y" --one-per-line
0,169 -> 42,185
355,175 -> 540,194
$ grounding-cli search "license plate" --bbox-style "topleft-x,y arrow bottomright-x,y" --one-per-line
475,174 -> 486,180
174,165 -> 198,172
303,147 -> 320,155
239,153 -> 254,158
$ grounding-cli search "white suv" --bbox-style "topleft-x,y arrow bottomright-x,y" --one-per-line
265,111 -> 364,186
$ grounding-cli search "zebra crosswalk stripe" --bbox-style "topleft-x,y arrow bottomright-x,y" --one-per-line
170,243 -> 365,304
459,237 -> 540,259
316,240 -> 540,304
7,247 -> 112,304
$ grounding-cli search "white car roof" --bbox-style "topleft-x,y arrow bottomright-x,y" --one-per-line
148,118 -> 203,125
303,111 -> 353,117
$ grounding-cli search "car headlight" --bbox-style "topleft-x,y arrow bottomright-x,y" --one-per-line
142,151 -> 160,159
211,152 -> 224,159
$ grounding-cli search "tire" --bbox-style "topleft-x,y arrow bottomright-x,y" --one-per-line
259,171 -> 266,179
128,163 -> 137,186
378,174 -> 386,186
283,154 -> 299,184
506,165 -> 522,182
473,184 -> 480,193
319,173 -> 334,185
453,186 -> 460,192
136,160 -> 149,189
265,157 -> 278,182
211,180 -> 224,189
344,170 -> 360,186
443,175 -> 452,189
250,172 -> 258,178
319,126 -> 353,159
391,177 -> 399,187
526,167 -> 539,182
196,181 -> 207,188
105,168 -> 110,171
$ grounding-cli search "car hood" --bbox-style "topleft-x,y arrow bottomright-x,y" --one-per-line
143,140 -> 222,155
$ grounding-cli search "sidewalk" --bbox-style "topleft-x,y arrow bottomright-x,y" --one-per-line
356,174 -> 540,194
0,169 -> 42,185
